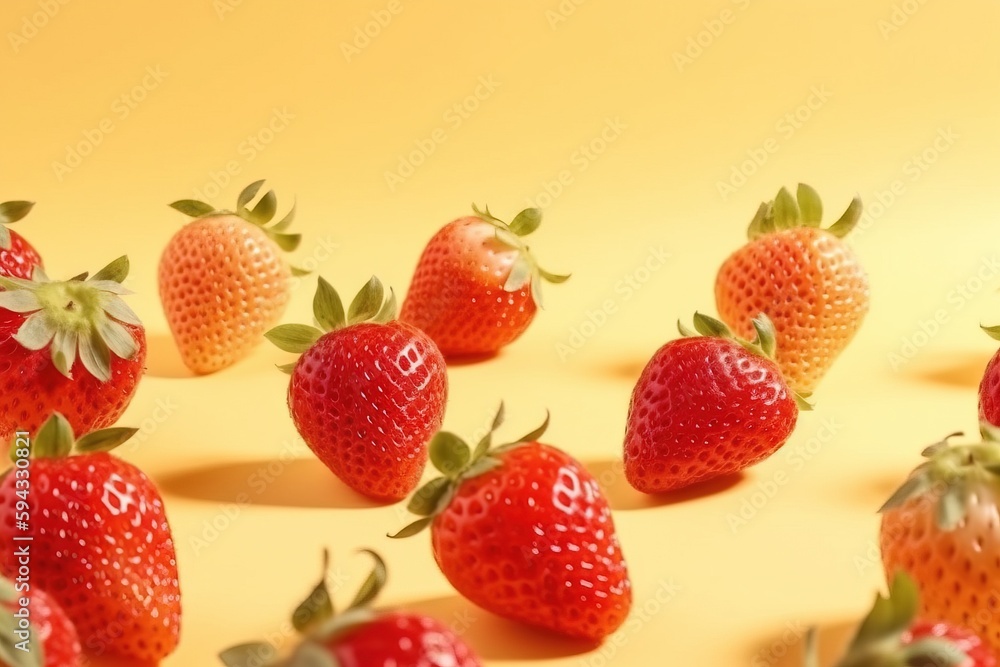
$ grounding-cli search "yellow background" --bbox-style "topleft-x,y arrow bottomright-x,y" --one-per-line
3,0 -> 1000,664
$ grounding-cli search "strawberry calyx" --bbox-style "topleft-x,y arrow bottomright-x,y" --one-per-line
678,312 -> 813,411
747,183 -> 863,241
265,276 -> 397,373
388,403 -> 550,539
0,256 -> 142,382
0,200 -> 35,251
218,550 -> 388,667
471,203 -> 570,308
0,574 -> 47,667
8,412 -> 138,465
169,179 -> 307,275
879,428 -> 1000,531
804,573 -> 970,667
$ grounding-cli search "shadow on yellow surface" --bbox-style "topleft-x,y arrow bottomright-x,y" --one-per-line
398,595 -> 596,661
901,349 -> 991,389
590,357 -> 649,383
159,459 -> 386,509
85,654 -> 158,667
145,332 -> 195,379
745,619 -> 855,667
585,459 -> 744,511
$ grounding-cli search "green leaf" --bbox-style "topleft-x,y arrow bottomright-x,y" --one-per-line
503,257 -> 533,292
982,324 -> 1000,343
407,477 -> 453,516
292,550 -> 335,634
102,295 -> 143,326
796,183 -> 822,226
277,362 -> 297,375
878,474 -> 932,513
0,289 -> 41,313
677,319 -> 697,337
271,201 -> 297,231
746,202 -> 770,240
691,312 -> 731,338
250,190 -> 277,225
772,187 -> 800,229
0,578 -> 17,603
90,255 -> 130,283
981,421 -> 1000,444
751,313 -> 776,358
827,196 -> 863,238
900,637 -> 969,666
373,288 -> 397,323
921,432 -> 962,457
237,180 -> 266,213
0,201 -> 34,225
264,324 -> 323,354
346,549 -> 388,610
79,331 -> 112,382
936,486 -> 967,531
15,312 -> 56,351
509,208 -> 542,236
290,265 -> 311,277
33,413 -> 75,458
388,516 -> 434,539
461,456 -> 503,480
793,392 -> 814,412
802,627 -> 819,667
268,231 -> 302,252
0,225 -> 9,250
499,411 -> 550,450
429,431 -> 471,476
219,643 -> 276,667
538,267 -> 571,284
850,571 -> 918,649
347,277 -> 384,324
287,642 -> 337,667
471,203 -> 503,225
494,228 -> 521,249
98,318 -> 138,360
169,199 -> 215,217
75,427 -> 139,454
50,330 -> 77,378
0,620 -> 42,667
473,403 -> 506,460
313,277 -> 346,332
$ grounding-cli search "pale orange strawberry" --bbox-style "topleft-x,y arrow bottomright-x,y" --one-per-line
159,180 -> 304,374
879,430 -> 1000,655
715,184 -> 869,395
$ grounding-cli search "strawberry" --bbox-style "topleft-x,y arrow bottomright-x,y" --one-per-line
160,179 -> 305,374
0,414 -> 181,662
399,205 -> 569,358
391,405 -> 631,642
624,312 -> 805,494
0,201 -> 41,280
266,276 -> 447,502
879,430 -> 1000,656
804,572 -> 994,667
715,184 -> 870,395
977,325 -> 1000,427
0,256 -> 146,447
0,577 -> 81,667
220,550 -> 482,667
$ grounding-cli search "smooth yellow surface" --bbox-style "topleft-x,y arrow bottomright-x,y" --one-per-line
3,0 -> 999,664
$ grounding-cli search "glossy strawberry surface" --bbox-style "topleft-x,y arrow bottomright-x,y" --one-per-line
327,612 -> 482,667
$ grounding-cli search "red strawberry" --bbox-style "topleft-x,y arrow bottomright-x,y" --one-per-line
266,276 -> 448,502
0,256 -> 146,447
161,180 -> 303,374
392,406 -> 631,642
0,577 -> 81,667
219,550 -> 482,667
978,325 -> 1000,427
0,415 -> 181,661
400,205 -> 569,358
803,573 -> 994,667
624,312 -> 804,493
0,201 -> 42,280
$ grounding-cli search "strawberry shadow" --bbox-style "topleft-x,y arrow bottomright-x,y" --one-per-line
900,349 -> 991,388
84,654 -> 158,667
158,459 -> 388,509
744,618 -> 855,667
396,594 -> 596,661
591,357 -> 648,382
144,332 -> 195,379
584,458 -> 745,511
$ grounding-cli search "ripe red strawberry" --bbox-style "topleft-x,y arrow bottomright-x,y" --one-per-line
266,276 -> 447,502
392,406 -> 631,642
400,204 -> 569,358
978,325 -> 1000,427
0,577 -> 81,667
0,414 -> 181,662
879,430 -> 1000,656
803,573 -> 994,667
715,184 -> 870,395
161,180 -> 304,374
0,201 -> 42,280
624,312 -> 805,494
220,550 -> 482,667
0,256 -> 146,447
